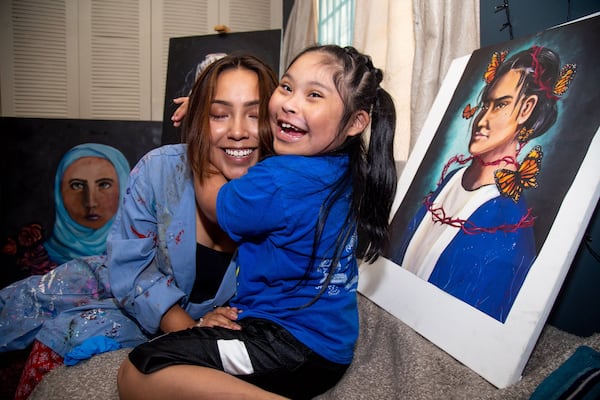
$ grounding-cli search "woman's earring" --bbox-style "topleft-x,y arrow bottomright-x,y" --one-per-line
517,126 -> 534,144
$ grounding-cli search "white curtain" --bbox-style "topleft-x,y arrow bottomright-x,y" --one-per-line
281,0 -> 480,163
354,0 -> 480,163
410,0 -> 480,154
354,0 -> 415,162
280,0 -> 318,76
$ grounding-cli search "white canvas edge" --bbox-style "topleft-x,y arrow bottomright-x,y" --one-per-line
358,55 -> 600,389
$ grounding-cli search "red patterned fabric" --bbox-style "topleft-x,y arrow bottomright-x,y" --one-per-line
14,340 -> 63,400
1,223 -> 57,289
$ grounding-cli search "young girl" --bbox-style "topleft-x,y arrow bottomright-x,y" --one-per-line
117,45 -> 397,400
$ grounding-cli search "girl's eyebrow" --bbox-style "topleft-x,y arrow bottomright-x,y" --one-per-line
307,80 -> 333,91
280,72 -> 292,81
281,72 -> 333,92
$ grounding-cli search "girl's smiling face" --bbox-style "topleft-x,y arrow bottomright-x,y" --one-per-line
269,52 -> 360,156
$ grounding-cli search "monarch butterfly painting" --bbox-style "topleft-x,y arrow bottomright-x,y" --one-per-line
483,50 -> 508,84
553,63 -> 577,96
517,127 -> 534,143
462,104 -> 479,119
494,146 -> 543,203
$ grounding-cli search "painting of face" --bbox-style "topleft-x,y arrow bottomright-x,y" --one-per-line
61,156 -> 120,230
208,68 -> 261,181
469,69 -> 530,162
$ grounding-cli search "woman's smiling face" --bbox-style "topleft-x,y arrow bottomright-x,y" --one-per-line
208,68 -> 261,180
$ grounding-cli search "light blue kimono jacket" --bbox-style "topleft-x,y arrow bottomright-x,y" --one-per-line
0,144 -> 236,356
109,144 -> 236,334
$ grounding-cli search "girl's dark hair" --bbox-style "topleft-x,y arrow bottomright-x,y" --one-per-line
287,45 -> 397,308
479,46 -> 561,140
291,44 -> 397,270
183,54 -> 278,181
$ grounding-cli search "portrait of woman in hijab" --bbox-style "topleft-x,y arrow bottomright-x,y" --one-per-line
44,143 -> 130,264
1,143 -> 130,285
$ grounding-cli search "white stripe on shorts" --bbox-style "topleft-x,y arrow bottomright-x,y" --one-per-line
217,339 -> 254,375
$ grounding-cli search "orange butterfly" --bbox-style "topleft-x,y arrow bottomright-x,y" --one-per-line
494,146 -> 543,203
483,50 -> 508,84
462,103 -> 478,119
553,63 -> 576,96
517,127 -> 534,143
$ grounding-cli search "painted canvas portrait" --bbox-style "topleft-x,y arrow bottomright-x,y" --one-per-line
359,14 -> 599,388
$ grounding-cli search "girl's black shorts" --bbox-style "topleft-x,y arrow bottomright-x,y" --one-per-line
128,318 -> 349,399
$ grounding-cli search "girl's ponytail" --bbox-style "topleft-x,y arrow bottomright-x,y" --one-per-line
360,86 -> 397,262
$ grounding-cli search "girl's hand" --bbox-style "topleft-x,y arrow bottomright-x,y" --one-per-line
195,306 -> 242,330
171,97 -> 190,127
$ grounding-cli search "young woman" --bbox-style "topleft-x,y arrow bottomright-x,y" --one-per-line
108,53 -> 277,334
117,45 -> 398,400
0,54 -> 278,399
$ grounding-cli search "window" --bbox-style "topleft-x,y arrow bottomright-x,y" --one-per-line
317,0 -> 355,46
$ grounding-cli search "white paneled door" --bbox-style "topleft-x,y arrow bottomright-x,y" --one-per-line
0,0 -> 281,121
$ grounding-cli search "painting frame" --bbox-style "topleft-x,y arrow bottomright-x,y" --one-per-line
358,14 -> 600,388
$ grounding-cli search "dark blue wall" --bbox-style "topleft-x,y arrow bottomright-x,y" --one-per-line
480,1 -> 600,335
480,0 -> 600,47
550,201 -> 600,336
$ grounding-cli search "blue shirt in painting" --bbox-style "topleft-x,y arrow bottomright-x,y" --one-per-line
393,168 -> 536,323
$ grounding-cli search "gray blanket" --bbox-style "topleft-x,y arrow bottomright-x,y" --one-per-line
31,294 -> 600,399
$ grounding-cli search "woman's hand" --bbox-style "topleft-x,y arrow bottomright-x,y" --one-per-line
160,303 -> 197,333
171,97 -> 190,128
195,306 -> 242,330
